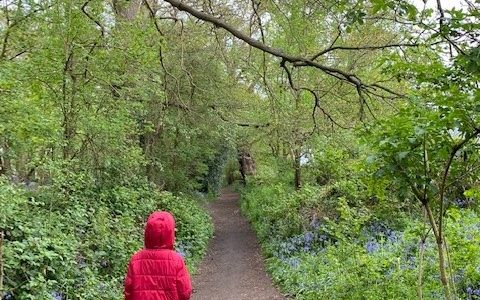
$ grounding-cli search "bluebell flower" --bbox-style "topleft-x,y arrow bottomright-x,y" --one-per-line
51,291 -> 63,300
365,240 -> 379,253
465,285 -> 480,299
97,283 -> 107,293
453,198 -> 469,208
2,292 -> 14,300
304,232 -> 314,244
467,286 -> 473,294
286,257 -> 300,269
400,255 -> 416,270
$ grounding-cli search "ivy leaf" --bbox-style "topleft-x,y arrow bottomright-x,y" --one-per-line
414,126 -> 426,136
397,151 -> 409,160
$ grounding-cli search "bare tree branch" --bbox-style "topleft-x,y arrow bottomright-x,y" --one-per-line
81,0 -> 106,78
1,3 -> 52,60
280,59 -> 351,130
310,25 -> 342,60
311,42 -> 426,60
144,0 -> 164,35
209,105 -> 270,128
81,0 -> 105,37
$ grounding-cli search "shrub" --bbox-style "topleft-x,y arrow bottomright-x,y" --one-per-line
0,175 -> 212,299
241,181 -> 480,299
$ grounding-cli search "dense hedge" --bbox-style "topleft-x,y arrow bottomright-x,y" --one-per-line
0,175 -> 213,300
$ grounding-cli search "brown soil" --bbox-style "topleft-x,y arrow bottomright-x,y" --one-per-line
191,187 -> 286,300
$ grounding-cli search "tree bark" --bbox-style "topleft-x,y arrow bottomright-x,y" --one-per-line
293,148 -> 301,190
0,143 -> 9,176
424,202 -> 451,300
0,230 -> 4,296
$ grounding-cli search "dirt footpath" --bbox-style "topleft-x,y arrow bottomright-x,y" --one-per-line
192,188 -> 286,300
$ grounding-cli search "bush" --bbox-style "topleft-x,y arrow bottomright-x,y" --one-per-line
241,181 -> 480,299
0,175 -> 212,299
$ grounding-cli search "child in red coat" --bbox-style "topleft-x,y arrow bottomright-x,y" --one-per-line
124,211 -> 192,300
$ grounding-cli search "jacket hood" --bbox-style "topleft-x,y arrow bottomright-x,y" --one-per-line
144,211 -> 175,250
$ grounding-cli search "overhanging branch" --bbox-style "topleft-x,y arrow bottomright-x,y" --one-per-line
311,42 -> 426,61
161,0 -> 398,95
209,105 -> 270,128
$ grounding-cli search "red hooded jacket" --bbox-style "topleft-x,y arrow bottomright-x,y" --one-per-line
124,211 -> 192,300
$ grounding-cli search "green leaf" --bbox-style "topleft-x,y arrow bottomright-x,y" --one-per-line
397,151 -> 409,160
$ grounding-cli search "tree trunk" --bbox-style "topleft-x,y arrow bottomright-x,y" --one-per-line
417,240 -> 425,300
293,148 -> 301,190
424,202 -> 451,300
0,230 -> 4,296
0,143 -> 9,176
437,240 -> 451,300
62,48 -> 77,160
238,154 -> 246,185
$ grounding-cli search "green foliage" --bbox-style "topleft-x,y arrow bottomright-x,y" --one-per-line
224,158 -> 241,185
365,53 -> 480,204
363,9 -> 480,297
242,178 -> 480,299
200,145 -> 234,196
0,175 -> 212,299
1,0 -> 480,299
0,3 -> 225,297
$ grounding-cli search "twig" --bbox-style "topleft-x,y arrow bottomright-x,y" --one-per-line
438,128 -> 480,242
209,105 -> 270,128
144,0 -> 164,35
81,0 -> 105,78
280,60 -> 351,130
81,0 -> 105,37
1,3 -> 52,60
310,25 -> 342,61
311,42 -> 422,61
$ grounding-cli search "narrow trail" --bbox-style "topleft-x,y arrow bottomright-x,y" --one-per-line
192,187 -> 286,300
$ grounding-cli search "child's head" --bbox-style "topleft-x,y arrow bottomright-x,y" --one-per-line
144,211 -> 176,250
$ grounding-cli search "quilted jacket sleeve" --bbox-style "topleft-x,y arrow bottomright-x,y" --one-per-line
176,255 -> 192,300
124,261 -> 134,300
